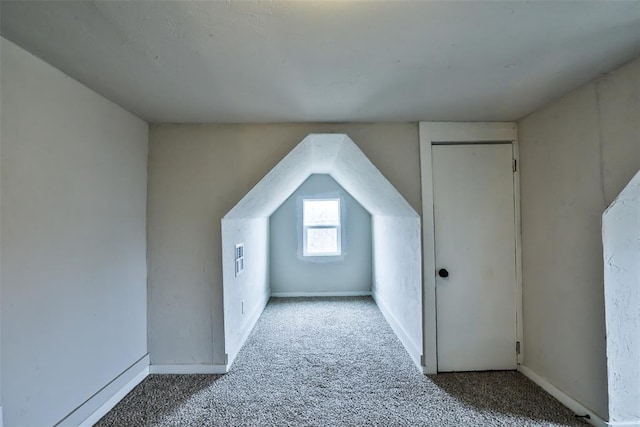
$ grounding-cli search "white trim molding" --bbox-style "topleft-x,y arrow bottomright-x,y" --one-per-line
418,125 -> 438,374
420,121 -> 518,143
78,364 -> 149,427
419,122 -> 522,374
518,365 -> 608,427
56,354 -> 150,427
0,405 -> 4,427
271,291 -> 372,297
224,286 -> 271,369
422,364 -> 438,375
372,290 -> 422,370
149,364 -> 229,375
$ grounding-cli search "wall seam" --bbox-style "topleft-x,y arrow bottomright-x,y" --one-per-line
594,76 -> 613,422
594,80 -> 607,208
145,128 -> 152,364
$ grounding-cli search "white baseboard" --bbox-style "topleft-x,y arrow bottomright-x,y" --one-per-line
422,364 -> 437,375
226,287 -> 271,369
149,364 -> 229,374
53,354 -> 150,427
608,422 -> 640,427
78,364 -> 149,427
372,291 -> 422,370
0,405 -> 4,427
271,291 -> 372,297
518,365 -> 608,427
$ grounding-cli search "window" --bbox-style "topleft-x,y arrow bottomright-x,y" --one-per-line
303,198 -> 341,256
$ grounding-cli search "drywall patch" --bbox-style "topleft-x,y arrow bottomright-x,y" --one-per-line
603,170 -> 640,424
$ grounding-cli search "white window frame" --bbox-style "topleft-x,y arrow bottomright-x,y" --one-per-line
302,198 -> 341,257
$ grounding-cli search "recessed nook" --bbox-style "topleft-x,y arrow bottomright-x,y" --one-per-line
221,134 -> 422,369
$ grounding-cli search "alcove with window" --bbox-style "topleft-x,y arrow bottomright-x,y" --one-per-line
221,134 -> 422,372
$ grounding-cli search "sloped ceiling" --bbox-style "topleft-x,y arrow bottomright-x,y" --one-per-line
2,1 -> 640,123
224,134 -> 417,219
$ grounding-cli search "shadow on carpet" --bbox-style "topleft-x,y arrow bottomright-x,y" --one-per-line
428,371 -> 588,426
97,297 -> 587,426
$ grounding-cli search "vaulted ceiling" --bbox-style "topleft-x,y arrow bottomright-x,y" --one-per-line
2,1 -> 640,123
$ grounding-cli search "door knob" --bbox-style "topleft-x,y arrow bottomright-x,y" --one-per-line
438,268 -> 449,278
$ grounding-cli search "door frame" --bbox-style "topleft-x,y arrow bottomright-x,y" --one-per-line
419,122 -> 523,374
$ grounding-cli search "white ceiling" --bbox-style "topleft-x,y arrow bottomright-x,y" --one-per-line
2,1 -> 640,124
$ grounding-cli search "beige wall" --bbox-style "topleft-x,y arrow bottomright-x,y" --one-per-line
1,38 -> 148,426
518,57 -> 640,420
147,123 -> 420,365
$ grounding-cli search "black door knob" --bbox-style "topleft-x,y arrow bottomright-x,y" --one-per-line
438,268 -> 449,278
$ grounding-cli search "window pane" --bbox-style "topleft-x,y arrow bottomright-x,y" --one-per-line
306,227 -> 338,254
303,199 -> 340,226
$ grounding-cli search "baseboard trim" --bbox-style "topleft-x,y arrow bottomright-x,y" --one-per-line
149,364 -> 229,374
518,365 -> 608,427
0,405 -> 4,427
372,291 -> 422,370
422,364 -> 437,375
608,422 -> 640,427
271,291 -> 372,297
226,287 -> 271,368
53,354 -> 150,427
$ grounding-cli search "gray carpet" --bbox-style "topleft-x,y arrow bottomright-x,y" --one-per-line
97,297 -> 586,426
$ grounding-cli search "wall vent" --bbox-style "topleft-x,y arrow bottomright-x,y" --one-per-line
235,243 -> 244,277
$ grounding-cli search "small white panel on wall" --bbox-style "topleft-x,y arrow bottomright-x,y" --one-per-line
235,243 -> 245,277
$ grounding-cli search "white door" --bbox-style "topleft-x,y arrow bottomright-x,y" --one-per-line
433,143 -> 517,372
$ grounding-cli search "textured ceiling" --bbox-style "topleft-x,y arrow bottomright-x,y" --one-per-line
2,1 -> 640,123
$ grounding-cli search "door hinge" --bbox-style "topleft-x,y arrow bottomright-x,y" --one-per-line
516,341 -> 521,354
512,158 -> 517,172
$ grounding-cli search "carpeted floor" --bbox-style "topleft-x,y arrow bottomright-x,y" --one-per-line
97,297 -> 586,426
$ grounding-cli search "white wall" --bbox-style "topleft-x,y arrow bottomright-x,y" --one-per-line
372,216 -> 423,367
270,174 -> 372,295
148,123 -> 420,366
221,218 -> 270,366
518,56 -> 640,420
603,170 -> 640,425
0,38 -> 148,427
